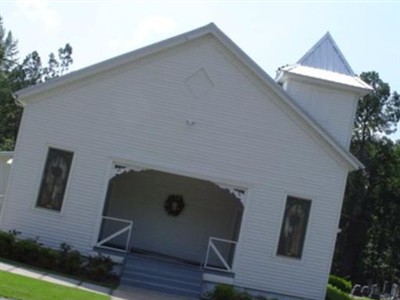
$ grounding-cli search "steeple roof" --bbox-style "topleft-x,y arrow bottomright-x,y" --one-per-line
298,32 -> 354,75
277,31 -> 372,93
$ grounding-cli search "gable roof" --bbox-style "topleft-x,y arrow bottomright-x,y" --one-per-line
14,23 -> 363,171
298,32 -> 354,75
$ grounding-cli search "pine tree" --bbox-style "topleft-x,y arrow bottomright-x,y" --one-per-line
0,16 -> 73,150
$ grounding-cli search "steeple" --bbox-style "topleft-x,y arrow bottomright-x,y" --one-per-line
276,32 -> 372,149
297,32 -> 354,75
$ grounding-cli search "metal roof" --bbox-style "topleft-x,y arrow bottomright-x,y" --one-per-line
281,64 -> 372,93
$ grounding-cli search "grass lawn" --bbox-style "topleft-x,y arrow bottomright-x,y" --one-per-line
0,271 -> 110,300
0,258 -> 119,289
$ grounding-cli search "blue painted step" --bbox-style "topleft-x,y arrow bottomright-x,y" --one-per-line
120,254 -> 202,298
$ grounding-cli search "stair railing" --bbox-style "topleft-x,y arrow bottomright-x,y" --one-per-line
204,237 -> 237,273
96,216 -> 133,252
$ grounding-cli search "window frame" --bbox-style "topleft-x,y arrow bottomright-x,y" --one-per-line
34,147 -> 74,213
275,195 -> 312,260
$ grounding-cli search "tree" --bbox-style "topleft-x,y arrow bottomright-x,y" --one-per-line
355,72 -> 400,141
0,17 -> 18,72
333,72 -> 400,284
0,16 -> 73,151
361,139 -> 400,283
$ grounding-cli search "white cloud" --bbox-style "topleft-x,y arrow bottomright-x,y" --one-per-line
15,0 -> 61,32
108,15 -> 178,52
129,15 -> 178,48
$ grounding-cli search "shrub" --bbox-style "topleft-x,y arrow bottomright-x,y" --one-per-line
0,230 -> 118,285
326,284 -> 353,300
0,230 -> 18,258
14,238 -> 42,266
329,275 -> 352,294
57,242 -> 82,275
38,247 -> 59,269
209,284 -> 237,300
208,285 -> 277,300
236,291 -> 254,300
84,254 -> 115,282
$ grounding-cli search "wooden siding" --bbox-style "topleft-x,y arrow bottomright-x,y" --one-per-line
0,154 -> 13,198
285,80 -> 358,149
1,36 -> 348,300
0,153 -> 13,215
297,32 -> 354,76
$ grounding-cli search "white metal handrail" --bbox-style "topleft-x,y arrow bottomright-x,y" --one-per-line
204,237 -> 237,273
96,216 -> 133,252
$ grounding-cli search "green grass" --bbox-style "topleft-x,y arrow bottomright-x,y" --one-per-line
0,271 -> 110,300
0,257 -> 119,289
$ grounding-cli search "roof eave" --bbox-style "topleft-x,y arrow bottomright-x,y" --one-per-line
348,152 -> 365,171
15,23 -> 219,103
284,70 -> 372,97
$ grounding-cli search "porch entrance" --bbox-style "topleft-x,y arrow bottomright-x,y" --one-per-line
96,164 -> 245,271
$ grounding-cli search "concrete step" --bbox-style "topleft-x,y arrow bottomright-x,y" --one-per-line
121,278 -> 200,298
121,255 -> 202,298
122,270 -> 201,289
124,263 -> 201,279
127,255 -> 199,271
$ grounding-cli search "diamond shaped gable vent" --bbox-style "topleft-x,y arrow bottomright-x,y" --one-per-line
185,68 -> 214,98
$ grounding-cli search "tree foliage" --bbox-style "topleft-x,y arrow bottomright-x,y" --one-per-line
355,72 -> 400,141
0,16 -> 73,151
333,72 -> 400,285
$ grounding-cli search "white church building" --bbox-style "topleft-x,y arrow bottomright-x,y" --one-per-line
0,24 -> 371,299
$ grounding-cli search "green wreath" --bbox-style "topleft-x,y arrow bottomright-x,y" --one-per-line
164,194 -> 185,216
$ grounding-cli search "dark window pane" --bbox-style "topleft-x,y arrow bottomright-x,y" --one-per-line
36,148 -> 74,211
277,196 -> 311,259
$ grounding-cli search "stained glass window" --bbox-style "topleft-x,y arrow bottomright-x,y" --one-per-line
36,148 -> 74,211
277,196 -> 311,259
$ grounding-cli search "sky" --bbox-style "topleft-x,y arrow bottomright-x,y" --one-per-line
2,0 -> 400,140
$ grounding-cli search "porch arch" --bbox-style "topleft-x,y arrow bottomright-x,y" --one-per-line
99,165 -> 245,265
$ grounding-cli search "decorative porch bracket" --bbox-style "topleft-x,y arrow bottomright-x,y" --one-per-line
215,183 -> 246,206
204,237 -> 237,273
110,164 -> 147,179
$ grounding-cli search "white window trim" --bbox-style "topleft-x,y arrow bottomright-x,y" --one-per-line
273,192 -> 315,264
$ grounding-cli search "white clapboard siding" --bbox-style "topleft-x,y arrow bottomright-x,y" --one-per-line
0,153 -> 13,197
284,80 -> 358,149
1,36 -> 348,300
0,152 -> 14,216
